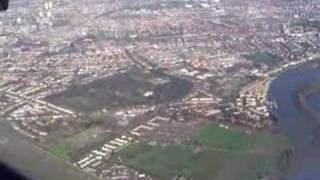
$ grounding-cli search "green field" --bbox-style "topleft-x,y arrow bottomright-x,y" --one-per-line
117,124 -> 291,180
49,140 -> 70,160
47,127 -> 114,160
193,125 -> 256,150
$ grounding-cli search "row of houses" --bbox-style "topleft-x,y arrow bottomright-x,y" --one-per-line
130,116 -> 170,137
74,116 -> 170,175
74,135 -> 133,174
100,164 -> 153,180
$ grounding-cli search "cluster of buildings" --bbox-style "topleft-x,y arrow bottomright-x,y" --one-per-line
0,83 -> 75,139
9,103 -> 61,139
130,116 -> 170,137
74,135 -> 134,174
224,55 -> 317,130
100,164 -> 153,180
1,0 -> 320,179
167,91 -> 222,122
231,79 -> 272,129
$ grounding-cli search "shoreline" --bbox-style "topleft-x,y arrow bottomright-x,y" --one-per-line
266,57 -> 320,180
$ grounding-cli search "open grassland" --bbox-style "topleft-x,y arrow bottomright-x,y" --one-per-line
49,140 -> 70,160
48,127 -> 114,161
117,124 -> 291,180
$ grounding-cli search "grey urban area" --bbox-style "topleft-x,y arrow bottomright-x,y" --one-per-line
0,0 -> 319,180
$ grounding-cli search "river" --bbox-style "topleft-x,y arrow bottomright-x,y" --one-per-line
267,62 -> 320,180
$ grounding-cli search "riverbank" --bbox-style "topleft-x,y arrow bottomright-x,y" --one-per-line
297,81 -> 320,120
267,59 -> 320,180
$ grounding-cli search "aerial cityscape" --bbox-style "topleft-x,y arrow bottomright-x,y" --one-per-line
1,0 -> 320,179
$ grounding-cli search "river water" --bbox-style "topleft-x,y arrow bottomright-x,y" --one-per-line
267,63 -> 320,180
